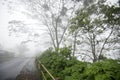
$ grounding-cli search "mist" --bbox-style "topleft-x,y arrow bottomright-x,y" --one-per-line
0,0 -> 120,80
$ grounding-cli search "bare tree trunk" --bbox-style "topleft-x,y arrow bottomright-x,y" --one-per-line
98,27 -> 114,61
73,31 -> 78,57
89,33 -> 97,62
92,33 -> 97,62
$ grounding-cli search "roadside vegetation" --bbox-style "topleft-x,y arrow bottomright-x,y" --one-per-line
36,47 -> 120,80
6,0 -> 120,79
35,0 -> 120,79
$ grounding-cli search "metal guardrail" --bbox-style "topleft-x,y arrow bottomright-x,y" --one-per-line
36,57 -> 56,80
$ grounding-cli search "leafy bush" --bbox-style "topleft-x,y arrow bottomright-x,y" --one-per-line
81,59 -> 120,80
36,48 -> 120,80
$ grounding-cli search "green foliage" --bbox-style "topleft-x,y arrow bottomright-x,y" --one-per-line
69,0 -> 120,63
81,59 -> 120,80
70,9 -> 91,33
36,1 -> 120,79
37,48 -> 120,80
37,47 -> 88,79
70,0 -> 120,34
101,5 -> 120,25
60,46 -> 71,59
69,1 -> 109,35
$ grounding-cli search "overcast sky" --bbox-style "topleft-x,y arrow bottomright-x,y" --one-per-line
0,0 -> 48,56
0,0 -> 118,55
0,0 -> 19,49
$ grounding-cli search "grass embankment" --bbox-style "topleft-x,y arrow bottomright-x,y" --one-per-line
36,47 -> 120,80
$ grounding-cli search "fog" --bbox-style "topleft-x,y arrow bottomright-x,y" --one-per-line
0,0 -> 48,58
0,0 -> 45,79
0,0 -> 119,79
0,0 -> 118,58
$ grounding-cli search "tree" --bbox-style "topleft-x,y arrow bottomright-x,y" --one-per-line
69,0 -> 120,62
8,0 -> 81,51
101,0 -> 120,59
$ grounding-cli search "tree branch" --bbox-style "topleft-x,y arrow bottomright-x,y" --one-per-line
99,27 -> 114,57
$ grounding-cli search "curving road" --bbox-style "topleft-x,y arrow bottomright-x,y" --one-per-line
0,57 -> 37,80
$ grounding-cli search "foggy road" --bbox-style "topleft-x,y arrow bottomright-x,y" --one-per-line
0,57 -> 37,80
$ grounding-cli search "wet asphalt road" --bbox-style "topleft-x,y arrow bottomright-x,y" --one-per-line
0,57 -> 37,80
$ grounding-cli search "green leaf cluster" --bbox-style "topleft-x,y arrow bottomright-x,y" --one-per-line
80,59 -> 120,80
101,5 -> 120,25
36,47 -> 120,80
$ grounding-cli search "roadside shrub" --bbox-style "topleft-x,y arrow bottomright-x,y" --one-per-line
36,48 -> 120,80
